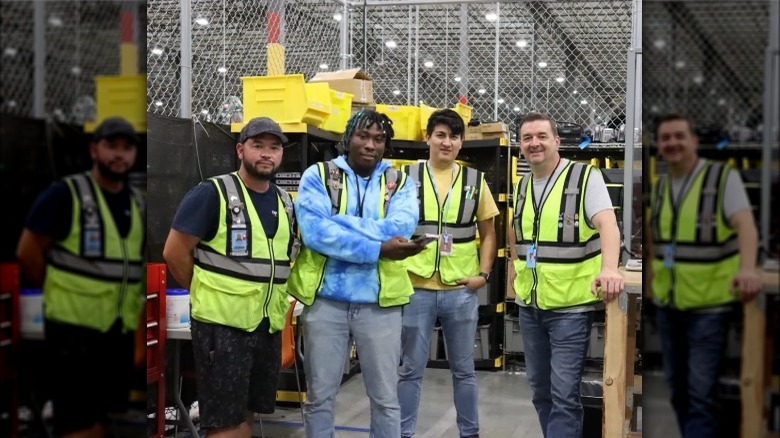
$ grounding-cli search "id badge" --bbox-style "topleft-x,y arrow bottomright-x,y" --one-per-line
230,227 -> 249,257
526,244 -> 537,268
663,244 -> 675,268
83,227 -> 102,257
440,233 -> 453,256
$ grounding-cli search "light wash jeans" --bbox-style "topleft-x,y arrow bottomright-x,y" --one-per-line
301,297 -> 402,438
398,287 -> 480,438
518,306 -> 592,438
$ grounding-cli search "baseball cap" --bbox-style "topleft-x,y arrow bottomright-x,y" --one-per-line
93,117 -> 140,145
239,117 -> 288,144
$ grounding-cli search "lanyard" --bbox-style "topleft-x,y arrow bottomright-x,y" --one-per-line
530,157 -> 562,242
426,161 -> 459,229
353,173 -> 372,217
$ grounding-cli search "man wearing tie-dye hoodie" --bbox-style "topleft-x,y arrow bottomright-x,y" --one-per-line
289,110 -> 423,438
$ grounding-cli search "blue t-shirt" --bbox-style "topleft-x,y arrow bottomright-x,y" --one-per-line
25,181 -> 133,239
172,181 -> 280,241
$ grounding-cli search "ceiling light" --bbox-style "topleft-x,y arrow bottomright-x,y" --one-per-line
319,63 -> 328,70
70,66 -> 81,75
555,76 -> 565,83
717,98 -> 726,106
653,39 -> 666,49
485,12 -> 498,22
218,66 -> 227,73
423,60 -> 434,68
385,40 -> 397,49
572,90 -> 578,95
516,40 -> 528,48
692,74 -> 704,85
513,106 -> 521,112
580,99 -> 588,105
4,47 -> 17,57
195,17 -> 209,26
201,109 -> 209,115
537,61 -> 547,68
419,100 -> 424,105
333,13 -> 343,21
155,101 -> 163,107
497,98 -> 505,104
151,47 -> 164,56
454,76 -> 462,82
674,60 -> 686,69
478,88 -> 486,94
393,89 -> 400,95
48,16 -> 63,27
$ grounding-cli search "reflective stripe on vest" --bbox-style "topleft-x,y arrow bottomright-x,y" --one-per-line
47,247 -> 143,282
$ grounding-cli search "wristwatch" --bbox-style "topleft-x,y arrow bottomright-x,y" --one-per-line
479,272 -> 490,281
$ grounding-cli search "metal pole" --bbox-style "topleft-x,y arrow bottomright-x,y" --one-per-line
493,2 -> 499,120
622,0 -> 641,261
407,6 -> 412,105
340,1 -> 349,69
414,6 -> 419,105
761,0 -> 779,257
458,3 -> 468,104
530,21 -> 536,110
362,1 -> 368,68
33,1 -> 45,118
180,0 -> 192,118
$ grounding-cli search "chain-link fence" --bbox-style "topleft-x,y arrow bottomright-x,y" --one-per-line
147,0 -> 633,136
1,0 -> 145,122
643,0 -> 770,137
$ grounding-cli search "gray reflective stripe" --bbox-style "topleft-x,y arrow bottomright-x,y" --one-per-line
514,175 -> 531,240
71,174 -> 100,228
562,163 -> 585,243
195,248 -> 291,279
414,223 -> 474,240
47,247 -> 143,281
214,174 -> 248,227
459,167 -> 479,222
515,238 -> 601,260
652,238 -> 738,261
407,163 -> 421,185
322,161 -> 341,215
276,185 -> 298,260
414,224 -> 439,236
698,162 -> 722,244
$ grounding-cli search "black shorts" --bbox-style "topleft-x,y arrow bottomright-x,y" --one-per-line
44,318 -> 134,435
190,318 -> 281,429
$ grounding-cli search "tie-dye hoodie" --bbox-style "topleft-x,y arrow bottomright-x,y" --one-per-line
295,155 -> 420,303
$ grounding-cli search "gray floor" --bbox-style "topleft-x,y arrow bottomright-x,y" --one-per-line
642,371 -> 681,438
253,369 -> 545,438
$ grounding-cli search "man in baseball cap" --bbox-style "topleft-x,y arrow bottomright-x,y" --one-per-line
93,116 -> 140,145
239,116 -> 288,144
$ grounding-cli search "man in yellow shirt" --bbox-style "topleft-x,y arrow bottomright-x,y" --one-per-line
398,109 -> 498,438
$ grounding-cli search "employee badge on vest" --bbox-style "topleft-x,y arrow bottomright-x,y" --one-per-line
229,201 -> 249,257
82,204 -> 102,257
663,244 -> 675,269
526,243 -> 537,268
440,233 -> 453,256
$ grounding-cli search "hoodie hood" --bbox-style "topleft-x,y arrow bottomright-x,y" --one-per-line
333,155 -> 390,178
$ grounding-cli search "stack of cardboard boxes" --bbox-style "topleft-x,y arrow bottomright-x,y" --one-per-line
465,122 -> 510,141
310,68 -> 375,114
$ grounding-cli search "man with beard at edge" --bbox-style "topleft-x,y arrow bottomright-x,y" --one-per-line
163,117 -> 298,438
16,117 -> 145,438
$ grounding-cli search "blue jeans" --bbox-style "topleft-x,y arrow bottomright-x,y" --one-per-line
656,307 -> 730,438
398,288 -> 480,438
301,297 -> 402,438
518,306 -> 592,438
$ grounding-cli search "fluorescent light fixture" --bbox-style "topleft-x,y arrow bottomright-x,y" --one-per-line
48,16 -> 63,27
692,74 -> 704,85
385,40 -> 397,49
319,63 -> 328,70
454,76 -> 462,82
572,90 -> 578,95
393,89 -> 401,95
497,98 -> 505,104
201,109 -> 209,115
485,12 -> 498,22
155,101 -> 163,107
71,66 -> 81,75
516,40 -> 527,48
653,39 -> 666,49
333,13 -> 342,21
195,17 -> 209,26
537,61 -> 547,68
478,88 -> 486,94
717,98 -> 726,106
218,66 -> 227,73
674,60 -> 686,69
423,60 -> 434,68
4,47 -> 17,57
513,106 -> 521,112
555,76 -> 565,83
580,99 -> 588,105
151,47 -> 164,56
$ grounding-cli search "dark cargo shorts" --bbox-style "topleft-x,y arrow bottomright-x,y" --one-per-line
190,317 -> 281,429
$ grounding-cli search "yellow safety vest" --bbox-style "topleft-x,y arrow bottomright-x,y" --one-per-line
402,162 -> 482,285
44,172 -> 145,332
650,161 -> 739,310
512,161 -> 602,310
191,172 -> 295,332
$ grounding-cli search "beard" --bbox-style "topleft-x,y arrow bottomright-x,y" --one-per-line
243,157 -> 280,181
97,160 -> 129,181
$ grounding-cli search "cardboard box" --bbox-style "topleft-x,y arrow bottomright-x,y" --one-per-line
480,122 -> 508,134
465,125 -> 482,141
310,68 -> 374,104
351,101 -> 376,115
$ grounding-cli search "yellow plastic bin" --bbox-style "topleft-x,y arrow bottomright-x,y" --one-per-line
241,74 -> 331,127
451,102 -> 473,125
375,104 -> 421,141
321,89 -> 353,134
92,75 -> 147,132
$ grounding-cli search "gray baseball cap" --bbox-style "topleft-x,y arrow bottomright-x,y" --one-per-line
93,117 -> 139,145
239,117 -> 288,144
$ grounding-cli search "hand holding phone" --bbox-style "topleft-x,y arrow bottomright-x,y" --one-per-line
413,233 -> 439,247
